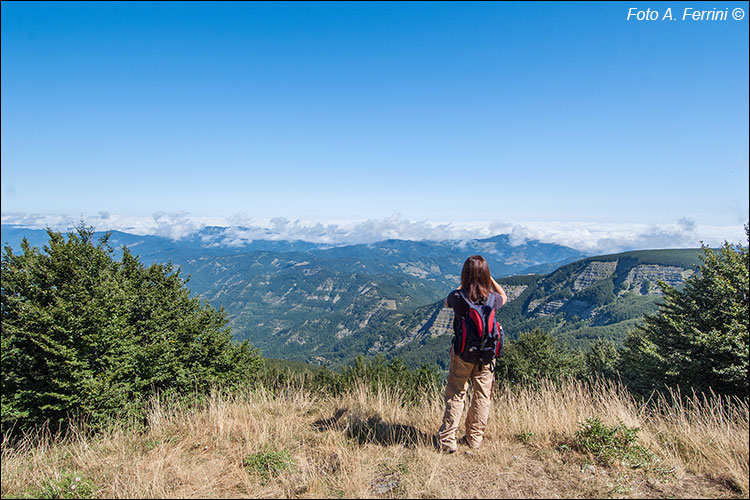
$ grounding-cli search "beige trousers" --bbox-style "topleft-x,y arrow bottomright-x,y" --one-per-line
437,347 -> 494,451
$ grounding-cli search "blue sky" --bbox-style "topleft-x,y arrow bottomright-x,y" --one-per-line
1,1 -> 748,249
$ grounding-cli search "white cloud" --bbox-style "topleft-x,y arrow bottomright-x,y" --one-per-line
150,211 -> 202,239
1,211 -> 745,255
1,212 -> 78,230
502,219 -> 744,254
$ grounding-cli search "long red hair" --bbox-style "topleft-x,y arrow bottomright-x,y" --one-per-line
460,255 -> 491,303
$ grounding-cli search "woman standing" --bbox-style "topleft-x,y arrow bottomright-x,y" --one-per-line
437,255 -> 507,453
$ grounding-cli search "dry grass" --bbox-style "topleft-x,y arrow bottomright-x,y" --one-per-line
1,379 -> 747,499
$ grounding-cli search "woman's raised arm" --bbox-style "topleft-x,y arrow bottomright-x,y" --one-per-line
490,276 -> 508,307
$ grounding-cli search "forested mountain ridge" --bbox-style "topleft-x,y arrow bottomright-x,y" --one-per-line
169,235 -> 584,361
0,226 -> 326,265
174,246 -> 707,368
366,249 -> 705,369
2,225 -> 585,362
181,252 -> 447,363
1,226 -> 584,282
1,226 -> 704,369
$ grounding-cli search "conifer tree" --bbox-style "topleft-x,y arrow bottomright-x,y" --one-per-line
1,226 -> 262,433
495,328 -> 585,384
585,338 -> 620,380
619,225 -> 749,398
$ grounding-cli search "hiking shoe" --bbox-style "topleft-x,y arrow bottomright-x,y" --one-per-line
459,436 -> 481,449
433,436 -> 457,453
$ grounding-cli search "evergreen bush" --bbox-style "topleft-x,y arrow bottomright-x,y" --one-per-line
1,226 -> 262,434
618,225 -> 749,399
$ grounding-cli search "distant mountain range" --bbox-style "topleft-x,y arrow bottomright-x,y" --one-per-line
382,248 -> 705,368
1,225 -> 584,274
0,226 -> 325,263
2,225 -> 703,368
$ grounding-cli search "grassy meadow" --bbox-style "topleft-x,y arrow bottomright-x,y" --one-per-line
1,378 -> 747,499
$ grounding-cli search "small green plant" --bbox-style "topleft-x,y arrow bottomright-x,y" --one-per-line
378,460 -> 409,475
575,417 -> 654,468
30,472 -> 97,499
244,448 -> 295,483
516,431 -> 534,443
650,465 -> 677,482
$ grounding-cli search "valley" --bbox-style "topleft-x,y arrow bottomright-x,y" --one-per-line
1,226 -> 703,368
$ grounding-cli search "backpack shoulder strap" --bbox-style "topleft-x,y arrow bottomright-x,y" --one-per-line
457,289 -> 472,305
485,292 -> 496,309
459,289 -> 497,309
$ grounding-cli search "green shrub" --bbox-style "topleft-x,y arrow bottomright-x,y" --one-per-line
495,329 -> 585,385
244,448 -> 295,482
575,417 -> 653,468
258,354 -> 442,404
584,338 -> 620,379
338,355 -> 442,401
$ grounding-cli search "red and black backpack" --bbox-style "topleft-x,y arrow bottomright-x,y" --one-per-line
453,290 -> 505,366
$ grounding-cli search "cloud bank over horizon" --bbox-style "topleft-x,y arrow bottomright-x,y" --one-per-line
1,211 -> 746,256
